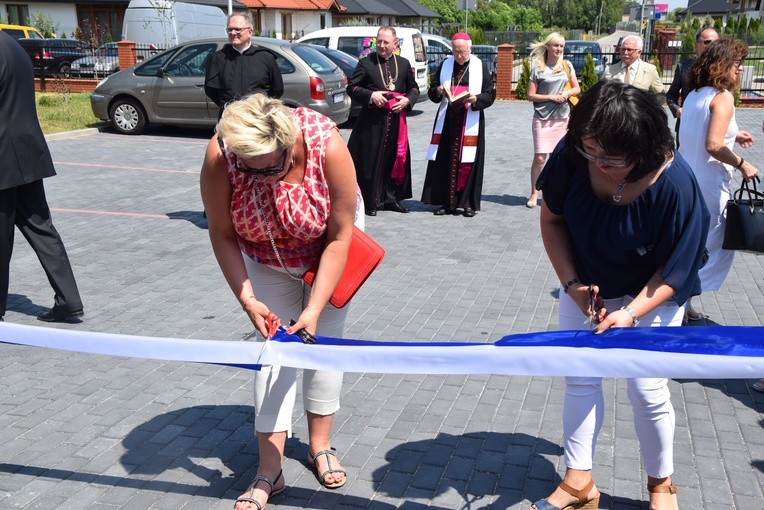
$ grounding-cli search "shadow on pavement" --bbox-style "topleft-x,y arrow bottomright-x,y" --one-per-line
167,210 -> 208,229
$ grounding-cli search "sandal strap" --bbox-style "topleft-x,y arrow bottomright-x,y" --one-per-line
234,497 -> 263,510
559,479 -> 595,503
310,448 -> 338,463
648,482 -> 678,494
310,448 -> 346,484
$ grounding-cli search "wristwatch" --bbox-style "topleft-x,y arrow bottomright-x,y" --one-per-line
620,306 -> 639,327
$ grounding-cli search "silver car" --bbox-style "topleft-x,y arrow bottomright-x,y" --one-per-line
90,37 -> 351,135
71,42 -> 119,78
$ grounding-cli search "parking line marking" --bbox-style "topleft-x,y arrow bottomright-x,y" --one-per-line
53,161 -> 200,174
51,208 -> 198,220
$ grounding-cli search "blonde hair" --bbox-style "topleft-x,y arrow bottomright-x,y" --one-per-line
531,32 -> 565,73
216,94 -> 296,158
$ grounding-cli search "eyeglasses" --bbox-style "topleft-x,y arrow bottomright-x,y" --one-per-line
576,145 -> 628,167
620,47 -> 640,53
701,39 -> 715,45
234,150 -> 288,176
226,27 -> 250,34
733,59 -> 744,67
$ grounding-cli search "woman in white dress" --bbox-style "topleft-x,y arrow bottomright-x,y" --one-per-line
526,32 -> 579,208
678,39 -> 758,320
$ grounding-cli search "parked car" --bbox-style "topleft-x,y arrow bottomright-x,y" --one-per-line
16,38 -> 88,76
422,33 -> 451,80
471,44 -> 498,78
564,40 -> 606,78
71,42 -> 119,77
296,26 -> 429,94
304,44 -> 362,118
0,23 -> 43,40
90,37 -> 351,135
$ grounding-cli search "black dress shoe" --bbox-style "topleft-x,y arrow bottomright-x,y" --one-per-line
365,209 -> 377,216
37,308 -> 84,322
463,208 -> 476,217
384,202 -> 409,213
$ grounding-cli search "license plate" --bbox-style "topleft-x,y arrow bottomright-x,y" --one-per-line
333,92 -> 344,104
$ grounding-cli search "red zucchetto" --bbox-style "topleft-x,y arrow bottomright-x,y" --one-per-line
452,32 -> 471,41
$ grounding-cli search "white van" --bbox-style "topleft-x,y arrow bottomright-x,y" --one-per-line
122,0 -> 227,48
297,26 -> 428,92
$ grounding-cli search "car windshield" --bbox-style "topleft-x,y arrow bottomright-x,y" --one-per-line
566,44 -> 598,54
292,45 -> 338,74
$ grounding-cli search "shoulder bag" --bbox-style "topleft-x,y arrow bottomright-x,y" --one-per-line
722,176 -> 764,254
255,182 -> 384,308
562,61 -> 579,107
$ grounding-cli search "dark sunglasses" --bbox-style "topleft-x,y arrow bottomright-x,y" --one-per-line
235,150 -> 288,176
701,39 -> 714,45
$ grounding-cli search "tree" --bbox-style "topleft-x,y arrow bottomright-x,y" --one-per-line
579,52 -> 598,93
679,31 -> 695,62
30,10 -> 59,38
515,57 -> 531,99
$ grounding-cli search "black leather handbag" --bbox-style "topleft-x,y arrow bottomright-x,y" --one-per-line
722,176 -> 764,254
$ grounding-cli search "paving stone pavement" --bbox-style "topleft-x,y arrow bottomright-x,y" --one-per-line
0,99 -> 762,510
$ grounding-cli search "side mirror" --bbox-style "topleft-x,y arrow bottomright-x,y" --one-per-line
603,55 -> 610,65
155,68 -> 165,77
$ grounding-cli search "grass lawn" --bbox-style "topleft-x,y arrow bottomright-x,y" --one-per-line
36,91 -> 108,135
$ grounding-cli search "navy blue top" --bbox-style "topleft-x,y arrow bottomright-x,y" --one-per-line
537,139 -> 709,305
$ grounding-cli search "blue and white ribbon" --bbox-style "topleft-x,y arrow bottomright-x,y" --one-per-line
1,323 -> 763,378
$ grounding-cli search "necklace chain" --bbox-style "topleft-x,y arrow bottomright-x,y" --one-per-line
377,55 -> 398,91
253,175 -> 303,282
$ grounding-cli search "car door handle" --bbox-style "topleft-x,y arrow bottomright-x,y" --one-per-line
195,82 -> 204,87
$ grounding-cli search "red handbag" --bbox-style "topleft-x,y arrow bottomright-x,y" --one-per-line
302,226 -> 385,308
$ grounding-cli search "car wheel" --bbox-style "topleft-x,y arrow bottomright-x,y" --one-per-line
58,62 -> 71,77
110,98 -> 147,135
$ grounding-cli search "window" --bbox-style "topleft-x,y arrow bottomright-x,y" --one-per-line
135,48 -> 179,77
292,45 -> 336,75
164,44 -> 217,77
320,14 -> 326,30
76,6 -> 124,44
6,5 -> 29,25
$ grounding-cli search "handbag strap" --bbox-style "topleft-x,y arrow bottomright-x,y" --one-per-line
734,175 -> 764,202
253,178 -> 304,282
562,60 -> 572,85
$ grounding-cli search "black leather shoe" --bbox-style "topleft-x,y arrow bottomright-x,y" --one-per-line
463,208 -> 476,217
384,202 -> 409,213
365,209 -> 377,216
433,207 -> 452,216
37,308 -> 84,322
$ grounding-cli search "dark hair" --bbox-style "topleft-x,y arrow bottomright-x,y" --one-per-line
687,38 -> 747,91
565,80 -> 674,183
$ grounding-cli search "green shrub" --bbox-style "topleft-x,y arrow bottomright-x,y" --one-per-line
579,52 -> 598,93
515,57 -> 531,100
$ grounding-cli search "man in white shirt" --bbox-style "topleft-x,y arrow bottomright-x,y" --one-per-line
602,35 -> 665,105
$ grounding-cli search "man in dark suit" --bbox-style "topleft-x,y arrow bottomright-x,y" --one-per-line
666,27 -> 719,148
0,31 -> 84,322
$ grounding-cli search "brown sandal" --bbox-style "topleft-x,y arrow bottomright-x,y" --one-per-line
530,479 -> 600,510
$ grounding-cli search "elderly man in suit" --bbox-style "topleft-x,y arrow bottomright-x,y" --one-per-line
602,35 -> 665,105
0,31 -> 84,322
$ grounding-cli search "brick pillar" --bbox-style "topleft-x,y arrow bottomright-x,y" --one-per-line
118,40 -> 137,71
496,43 -> 515,100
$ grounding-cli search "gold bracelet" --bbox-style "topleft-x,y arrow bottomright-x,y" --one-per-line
241,295 -> 256,310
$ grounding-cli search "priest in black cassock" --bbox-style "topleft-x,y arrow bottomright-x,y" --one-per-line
421,32 -> 494,217
346,26 -> 419,216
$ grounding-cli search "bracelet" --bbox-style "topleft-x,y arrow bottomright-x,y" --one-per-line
563,278 -> 580,294
735,157 -> 745,170
620,306 -> 640,327
241,295 -> 257,310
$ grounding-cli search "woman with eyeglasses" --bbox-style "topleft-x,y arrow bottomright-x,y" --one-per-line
678,38 -> 759,323
526,32 -> 579,209
201,94 -> 363,509
533,80 -> 709,510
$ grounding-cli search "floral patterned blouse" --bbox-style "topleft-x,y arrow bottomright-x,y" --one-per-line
222,107 -> 361,269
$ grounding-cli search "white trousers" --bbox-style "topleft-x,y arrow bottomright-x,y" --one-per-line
558,289 -> 683,479
243,256 -> 348,433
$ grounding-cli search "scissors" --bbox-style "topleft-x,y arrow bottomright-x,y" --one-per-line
587,284 -> 603,329
264,313 -> 317,344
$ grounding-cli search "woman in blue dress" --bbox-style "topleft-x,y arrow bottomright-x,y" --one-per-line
532,80 -> 709,510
